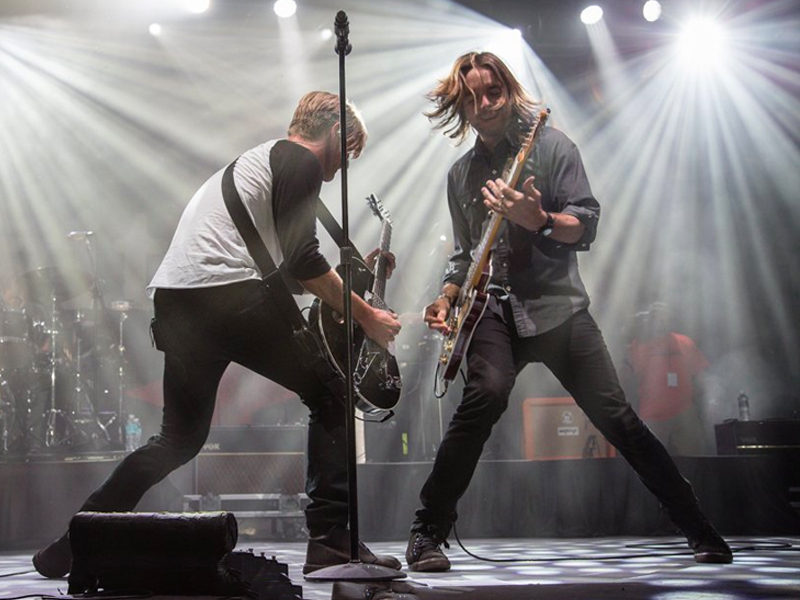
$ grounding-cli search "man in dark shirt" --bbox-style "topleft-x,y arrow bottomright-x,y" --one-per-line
405,52 -> 732,571
33,91 -> 403,578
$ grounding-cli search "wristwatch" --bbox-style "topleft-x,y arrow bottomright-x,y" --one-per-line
536,212 -> 555,237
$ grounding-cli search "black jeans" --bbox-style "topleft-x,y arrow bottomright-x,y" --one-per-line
81,280 -> 349,535
414,299 -> 702,536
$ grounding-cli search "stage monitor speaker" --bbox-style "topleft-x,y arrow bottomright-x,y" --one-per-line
68,511 -> 241,595
195,426 -> 306,495
522,397 -> 615,460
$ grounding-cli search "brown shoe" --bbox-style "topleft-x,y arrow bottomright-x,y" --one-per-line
687,522 -> 733,564
32,532 -> 72,578
673,510 -> 733,564
406,529 -> 450,572
303,528 -> 402,575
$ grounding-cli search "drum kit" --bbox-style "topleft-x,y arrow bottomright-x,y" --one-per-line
0,264 -> 133,455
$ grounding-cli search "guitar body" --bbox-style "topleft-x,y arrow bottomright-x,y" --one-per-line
309,260 -> 402,417
438,271 -> 490,384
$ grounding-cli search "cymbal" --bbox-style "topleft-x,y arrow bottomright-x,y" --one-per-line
108,300 -> 133,312
16,266 -> 93,302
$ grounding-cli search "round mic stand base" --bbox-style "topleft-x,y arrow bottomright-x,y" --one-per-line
304,562 -> 407,582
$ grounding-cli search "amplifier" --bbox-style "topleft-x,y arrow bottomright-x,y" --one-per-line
200,426 -> 306,454
522,397 -> 615,460
715,419 -> 800,486
194,426 -> 306,496
715,419 -> 800,455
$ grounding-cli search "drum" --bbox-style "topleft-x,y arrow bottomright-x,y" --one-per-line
0,308 -> 32,370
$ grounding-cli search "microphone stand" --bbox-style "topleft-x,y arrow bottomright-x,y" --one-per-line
305,11 -> 405,583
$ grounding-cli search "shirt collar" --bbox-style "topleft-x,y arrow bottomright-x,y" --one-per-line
473,134 -> 518,162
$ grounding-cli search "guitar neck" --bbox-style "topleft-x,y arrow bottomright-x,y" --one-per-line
459,212 -> 503,303
457,109 -> 550,305
370,220 -> 392,305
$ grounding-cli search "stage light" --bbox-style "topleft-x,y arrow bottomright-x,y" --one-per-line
580,6 -> 604,26
319,27 -> 333,41
677,18 -> 727,67
149,23 -> 162,36
184,0 -> 210,14
273,0 -> 297,19
643,1 -> 661,22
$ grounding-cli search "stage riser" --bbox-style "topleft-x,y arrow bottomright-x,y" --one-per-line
2,455 -> 798,548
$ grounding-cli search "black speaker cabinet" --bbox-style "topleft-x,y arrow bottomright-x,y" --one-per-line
194,426 -> 306,495
715,419 -> 800,485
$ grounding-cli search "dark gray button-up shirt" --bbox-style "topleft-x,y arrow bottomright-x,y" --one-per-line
442,126 -> 600,337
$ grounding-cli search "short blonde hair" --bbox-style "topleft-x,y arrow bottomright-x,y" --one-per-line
288,91 -> 368,158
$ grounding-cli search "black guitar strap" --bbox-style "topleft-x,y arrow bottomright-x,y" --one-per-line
315,199 -> 365,262
220,159 -> 346,401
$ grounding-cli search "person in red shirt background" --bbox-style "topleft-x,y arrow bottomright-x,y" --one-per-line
626,302 -> 711,456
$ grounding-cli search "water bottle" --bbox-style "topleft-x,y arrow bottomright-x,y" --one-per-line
125,414 -> 142,451
737,392 -> 751,421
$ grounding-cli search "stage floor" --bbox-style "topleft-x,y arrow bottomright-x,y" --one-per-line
2,536 -> 799,599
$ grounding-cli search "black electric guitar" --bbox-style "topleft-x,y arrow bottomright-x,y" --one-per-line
436,109 -> 550,394
309,194 -> 402,418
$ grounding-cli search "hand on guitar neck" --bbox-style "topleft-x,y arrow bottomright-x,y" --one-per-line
364,248 -> 396,279
423,283 -> 461,335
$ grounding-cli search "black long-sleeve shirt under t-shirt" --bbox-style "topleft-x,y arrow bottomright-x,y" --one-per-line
443,126 -> 600,337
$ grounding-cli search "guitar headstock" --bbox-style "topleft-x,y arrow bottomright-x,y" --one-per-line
366,193 -> 392,225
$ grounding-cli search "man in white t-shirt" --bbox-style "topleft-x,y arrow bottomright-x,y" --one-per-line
33,91 -> 403,578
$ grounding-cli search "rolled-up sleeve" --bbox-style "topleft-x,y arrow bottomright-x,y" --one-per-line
548,131 -> 600,251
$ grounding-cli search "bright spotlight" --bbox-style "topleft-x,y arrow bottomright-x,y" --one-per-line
149,23 -> 162,36
643,1 -> 661,22
184,0 -> 210,14
580,6 -> 603,26
273,0 -> 297,19
678,18 -> 727,68
319,28 -> 333,42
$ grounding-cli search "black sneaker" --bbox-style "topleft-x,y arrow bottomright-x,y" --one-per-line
406,530 -> 451,572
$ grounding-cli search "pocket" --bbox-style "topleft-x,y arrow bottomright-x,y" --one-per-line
150,317 -> 166,352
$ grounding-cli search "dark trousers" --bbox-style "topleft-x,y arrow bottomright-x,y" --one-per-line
81,280 -> 348,535
414,300 -> 702,535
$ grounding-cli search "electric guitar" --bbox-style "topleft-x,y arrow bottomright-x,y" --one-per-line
309,194 -> 402,418
436,109 -> 550,394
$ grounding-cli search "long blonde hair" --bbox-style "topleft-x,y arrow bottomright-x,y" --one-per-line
426,52 -> 539,145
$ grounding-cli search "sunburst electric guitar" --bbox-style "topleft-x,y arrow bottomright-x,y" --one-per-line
436,109 -> 550,394
309,194 -> 402,418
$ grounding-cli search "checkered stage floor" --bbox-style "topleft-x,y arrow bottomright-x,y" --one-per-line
2,536 -> 799,599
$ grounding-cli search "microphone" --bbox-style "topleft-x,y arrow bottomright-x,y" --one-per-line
334,10 -> 352,56
67,231 -> 94,240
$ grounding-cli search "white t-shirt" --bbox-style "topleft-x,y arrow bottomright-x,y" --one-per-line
147,139 -> 329,298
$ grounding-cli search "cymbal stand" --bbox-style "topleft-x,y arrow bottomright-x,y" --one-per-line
43,290 -> 62,448
115,305 -> 129,448
75,232 -> 114,448
71,310 -> 112,447
0,376 -> 13,453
